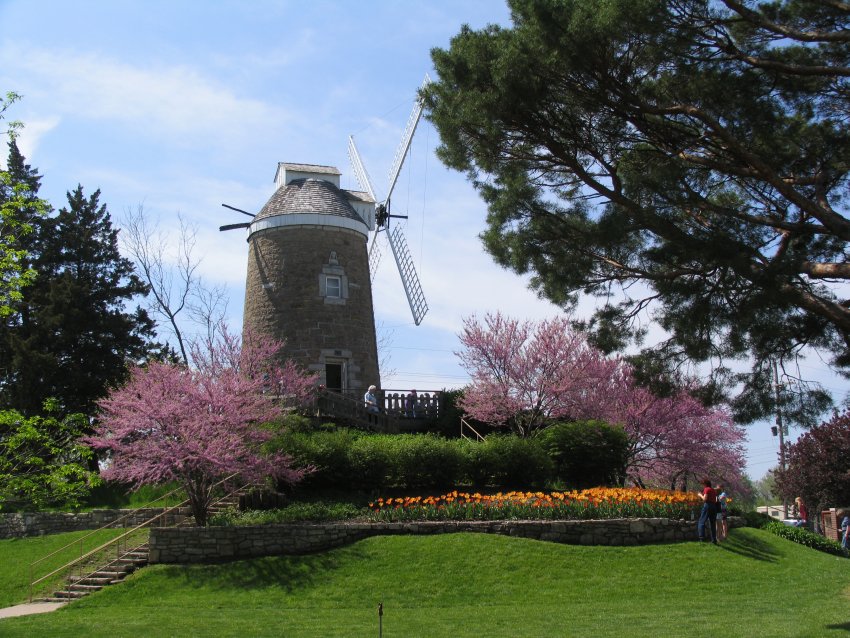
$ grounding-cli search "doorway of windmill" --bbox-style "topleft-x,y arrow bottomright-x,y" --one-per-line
325,363 -> 343,392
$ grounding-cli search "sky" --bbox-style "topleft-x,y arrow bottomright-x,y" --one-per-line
1,0 -> 844,481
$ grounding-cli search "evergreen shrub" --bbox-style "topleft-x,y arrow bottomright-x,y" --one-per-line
389,434 -> 464,489
538,420 -> 629,489
271,427 -> 360,489
349,436 -> 394,490
763,520 -> 847,557
463,434 -> 552,488
208,501 -> 363,526
275,429 -> 556,492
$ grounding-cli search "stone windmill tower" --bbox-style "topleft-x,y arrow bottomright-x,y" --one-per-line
220,76 -> 430,395
224,163 -> 380,393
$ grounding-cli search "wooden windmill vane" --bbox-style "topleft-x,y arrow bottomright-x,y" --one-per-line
220,74 -> 430,394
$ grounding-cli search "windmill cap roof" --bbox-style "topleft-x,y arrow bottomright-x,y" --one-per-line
255,178 -> 366,224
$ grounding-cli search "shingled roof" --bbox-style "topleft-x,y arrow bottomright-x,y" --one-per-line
255,178 -> 365,223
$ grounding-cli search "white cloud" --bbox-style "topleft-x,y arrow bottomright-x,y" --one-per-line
1,44 -> 291,148
14,115 -> 61,161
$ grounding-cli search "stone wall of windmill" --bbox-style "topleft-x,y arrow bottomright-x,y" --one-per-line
243,163 -> 380,394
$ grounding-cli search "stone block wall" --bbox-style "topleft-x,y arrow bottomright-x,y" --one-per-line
148,517 -> 741,564
244,225 -> 379,392
0,508 -> 182,539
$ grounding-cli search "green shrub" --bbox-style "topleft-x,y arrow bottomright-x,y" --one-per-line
538,420 -> 629,489
271,428 -> 555,493
209,501 -> 364,526
349,436 -> 394,491
390,434 -> 465,489
429,388 -> 465,437
762,520 -> 847,557
270,427 -> 360,489
464,435 -> 553,488
740,510 -> 774,528
83,481 -> 185,510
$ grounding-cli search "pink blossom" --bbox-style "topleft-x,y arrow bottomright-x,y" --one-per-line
456,312 -> 747,490
86,323 -> 317,525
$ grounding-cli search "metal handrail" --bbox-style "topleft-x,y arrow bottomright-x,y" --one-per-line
28,483 -> 186,576
460,418 -> 485,442
27,473 -> 242,602
29,501 -> 184,601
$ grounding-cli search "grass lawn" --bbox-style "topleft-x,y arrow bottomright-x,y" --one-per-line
0,528 -> 127,607
0,527 -> 848,637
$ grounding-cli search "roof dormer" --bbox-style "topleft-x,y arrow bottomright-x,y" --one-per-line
274,163 -> 341,189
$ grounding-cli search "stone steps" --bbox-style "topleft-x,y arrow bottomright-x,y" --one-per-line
44,544 -> 149,603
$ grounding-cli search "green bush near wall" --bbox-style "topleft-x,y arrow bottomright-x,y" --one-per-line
462,435 -> 552,489
271,428 -> 555,492
271,427 -> 360,489
538,420 -> 629,489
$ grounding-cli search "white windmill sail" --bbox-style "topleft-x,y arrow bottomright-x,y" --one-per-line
347,73 -> 431,325
387,225 -> 428,325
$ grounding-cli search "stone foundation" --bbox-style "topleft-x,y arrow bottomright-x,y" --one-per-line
148,517 -> 740,564
0,508 -> 176,539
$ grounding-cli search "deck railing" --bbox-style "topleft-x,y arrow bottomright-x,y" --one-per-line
319,388 -> 442,420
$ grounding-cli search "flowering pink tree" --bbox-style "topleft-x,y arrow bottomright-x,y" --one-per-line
457,313 -> 624,437
611,384 -> 748,494
86,324 -> 316,525
457,312 -> 747,490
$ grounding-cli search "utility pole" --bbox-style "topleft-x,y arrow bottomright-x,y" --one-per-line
773,360 -> 788,519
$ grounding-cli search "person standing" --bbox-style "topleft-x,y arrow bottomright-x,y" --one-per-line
697,478 -> 719,544
364,385 -> 379,413
405,389 -> 418,418
794,496 -> 808,527
716,485 -> 728,541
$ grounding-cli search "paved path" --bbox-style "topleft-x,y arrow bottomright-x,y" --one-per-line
0,601 -> 66,619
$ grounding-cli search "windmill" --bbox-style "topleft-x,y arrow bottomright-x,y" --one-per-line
347,73 -> 430,326
218,75 -> 431,395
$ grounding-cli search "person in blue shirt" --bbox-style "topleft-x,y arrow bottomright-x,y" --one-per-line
364,385 -> 379,413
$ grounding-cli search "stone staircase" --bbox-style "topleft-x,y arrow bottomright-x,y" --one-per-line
44,543 -> 150,602
29,481 -> 260,605
206,492 -> 243,520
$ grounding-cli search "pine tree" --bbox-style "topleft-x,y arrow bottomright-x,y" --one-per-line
424,0 -> 849,424
0,110 -> 46,317
0,173 -> 160,415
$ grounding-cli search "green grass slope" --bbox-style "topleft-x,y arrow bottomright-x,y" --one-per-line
0,529 -> 126,607
1,528 -> 848,637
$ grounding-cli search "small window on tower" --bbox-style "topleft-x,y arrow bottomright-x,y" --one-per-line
326,275 -> 341,298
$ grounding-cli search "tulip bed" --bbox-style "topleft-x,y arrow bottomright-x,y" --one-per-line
368,487 -> 702,522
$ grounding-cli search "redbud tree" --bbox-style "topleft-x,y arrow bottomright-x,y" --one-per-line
457,313 -> 746,491
774,410 -> 850,520
86,325 -> 316,525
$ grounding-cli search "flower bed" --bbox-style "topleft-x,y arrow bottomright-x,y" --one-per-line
368,487 -> 702,522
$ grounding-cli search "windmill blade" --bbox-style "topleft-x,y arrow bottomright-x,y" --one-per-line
347,136 -> 377,201
368,231 -> 383,281
385,73 -> 431,204
219,222 -> 251,232
221,203 -> 255,218
386,224 -> 428,325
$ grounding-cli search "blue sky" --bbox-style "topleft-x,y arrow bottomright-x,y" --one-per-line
1,0 -> 842,481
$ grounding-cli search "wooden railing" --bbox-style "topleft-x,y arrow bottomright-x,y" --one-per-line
319,388 -> 442,420
316,389 -> 400,433
380,389 -> 441,419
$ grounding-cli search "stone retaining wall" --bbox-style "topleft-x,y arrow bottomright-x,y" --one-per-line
149,517 -> 740,564
0,508 -> 173,539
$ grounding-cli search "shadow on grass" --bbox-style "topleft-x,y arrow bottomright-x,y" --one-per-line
160,544 -> 366,595
718,529 -> 781,562
824,621 -> 850,632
